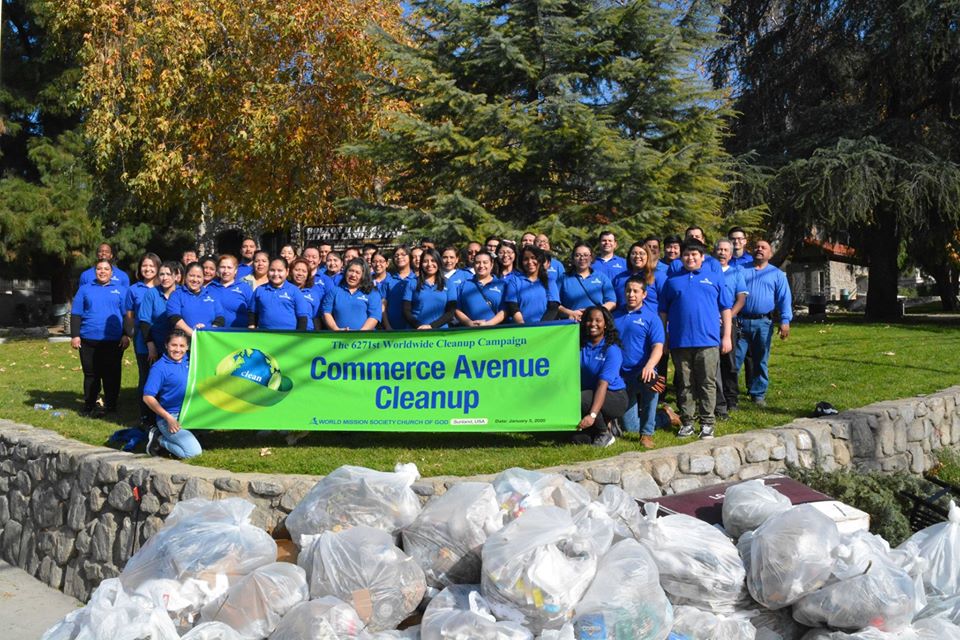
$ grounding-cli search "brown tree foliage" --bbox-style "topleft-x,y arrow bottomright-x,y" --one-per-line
51,0 -> 403,226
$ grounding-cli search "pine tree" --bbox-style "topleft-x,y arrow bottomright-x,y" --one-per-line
342,0 -> 737,250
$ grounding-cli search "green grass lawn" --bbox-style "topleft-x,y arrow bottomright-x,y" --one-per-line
2,319 -> 959,477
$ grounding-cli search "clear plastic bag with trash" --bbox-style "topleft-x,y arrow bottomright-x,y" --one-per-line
634,502 -> 748,613
401,482 -> 504,589
269,596 -> 367,640
132,576 -> 230,632
799,616 -> 960,640
118,498 -> 277,596
596,485 -> 643,541
199,562 -> 308,639
480,505 -> 605,634
721,480 -> 792,539
670,605 -> 756,640
571,539 -> 673,640
285,464 -> 423,545
420,584 -> 534,640
744,607 -> 809,640
899,500 -> 960,597
298,525 -> 427,632
491,468 -> 592,521
180,621 -> 244,640
739,505 -> 842,610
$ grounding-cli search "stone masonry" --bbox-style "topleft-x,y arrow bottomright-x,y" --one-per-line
2,385 -> 960,603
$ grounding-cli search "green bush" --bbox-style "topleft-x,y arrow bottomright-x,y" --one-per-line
932,447 -> 960,486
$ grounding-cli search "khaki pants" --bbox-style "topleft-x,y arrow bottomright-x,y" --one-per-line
671,346 -> 719,427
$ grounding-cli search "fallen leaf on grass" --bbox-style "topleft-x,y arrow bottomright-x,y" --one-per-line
830,383 -> 838,388
260,447 -> 273,457
71,367 -> 81,371
882,351 -> 896,356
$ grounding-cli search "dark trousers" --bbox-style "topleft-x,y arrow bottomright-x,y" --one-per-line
136,352 -> 155,427
716,321 -> 740,413
580,388 -> 629,439
79,339 -> 122,411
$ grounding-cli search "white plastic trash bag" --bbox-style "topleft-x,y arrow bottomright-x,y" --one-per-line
421,584 -> 533,640
119,498 -> 277,595
746,608 -> 808,640
635,502 -> 747,613
133,576 -> 230,631
269,597 -> 366,640
572,539 -> 672,640
200,562 -> 308,639
916,593 -> 960,624
798,617 -> 960,640
537,625 -> 574,640
285,464 -> 422,545
670,605 -> 756,640
492,468 -> 591,521
402,482 -> 503,588
721,480 -> 792,539
181,622 -> 244,640
900,500 -> 960,597
739,505 -> 841,610
597,484 -> 642,541
298,525 -> 427,632
481,506 -> 600,634
358,629 -> 421,639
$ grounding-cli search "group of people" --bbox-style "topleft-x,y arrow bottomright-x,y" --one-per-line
69,225 -> 792,456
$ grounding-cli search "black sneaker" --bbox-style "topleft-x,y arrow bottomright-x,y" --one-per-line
571,432 -> 592,445
146,428 -> 162,457
592,432 -> 616,448
699,424 -> 715,440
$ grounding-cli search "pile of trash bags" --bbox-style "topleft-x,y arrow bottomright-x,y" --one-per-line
42,468 -> 960,640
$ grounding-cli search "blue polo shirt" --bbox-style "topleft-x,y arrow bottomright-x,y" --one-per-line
559,271 -> 615,310
720,265 -> 748,309
235,263 -> 253,280
143,353 -> 189,415
321,284 -> 383,330
167,286 -> 223,330
655,261 -> 668,274
207,280 -> 254,328
544,258 -> 562,284
613,307 -> 665,380
504,276 -> 559,324
253,281 -> 311,330
299,282 -> 326,330
383,272 -> 417,329
592,255 -> 627,282
741,264 -> 793,322
580,339 -> 626,392
138,287 -> 175,349
443,269 -> 472,292
79,266 -> 130,289
731,253 -> 755,268
457,277 -> 506,321
124,282 -> 154,354
72,282 -> 126,341
660,268 -> 733,348
667,255 -> 723,278
645,270 -> 667,315
403,278 -> 456,328
319,271 -> 343,290
612,270 -> 664,310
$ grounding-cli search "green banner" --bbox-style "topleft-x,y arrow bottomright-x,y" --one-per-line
179,323 -> 581,432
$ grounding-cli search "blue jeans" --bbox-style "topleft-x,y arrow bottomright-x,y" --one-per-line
736,317 -> 774,400
157,413 -> 202,459
622,376 -> 660,436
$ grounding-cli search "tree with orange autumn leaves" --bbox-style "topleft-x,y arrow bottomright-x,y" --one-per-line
50,0 -> 404,226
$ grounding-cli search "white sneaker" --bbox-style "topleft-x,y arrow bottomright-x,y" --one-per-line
677,424 -> 695,438
699,425 -> 715,440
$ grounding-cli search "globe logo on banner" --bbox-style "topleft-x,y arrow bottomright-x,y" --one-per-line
198,348 -> 293,413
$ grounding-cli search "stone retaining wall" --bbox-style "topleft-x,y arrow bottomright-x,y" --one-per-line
2,385 -> 960,602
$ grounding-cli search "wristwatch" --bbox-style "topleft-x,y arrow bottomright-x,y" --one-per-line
589,412 -> 598,419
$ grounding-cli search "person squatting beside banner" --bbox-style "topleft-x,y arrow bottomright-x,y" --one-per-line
179,323 -> 580,432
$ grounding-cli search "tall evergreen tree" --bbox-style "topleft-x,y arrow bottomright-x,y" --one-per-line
711,0 -> 960,317
343,0 -> 738,250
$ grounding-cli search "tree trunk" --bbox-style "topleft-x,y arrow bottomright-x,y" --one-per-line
864,216 -> 902,320
935,265 -> 959,312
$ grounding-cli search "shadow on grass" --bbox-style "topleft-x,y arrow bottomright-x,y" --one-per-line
782,351 -> 958,376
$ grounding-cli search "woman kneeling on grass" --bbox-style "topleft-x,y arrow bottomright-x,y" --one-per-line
574,306 -> 628,448
142,329 -> 201,459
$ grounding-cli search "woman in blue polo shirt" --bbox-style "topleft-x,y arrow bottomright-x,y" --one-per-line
455,251 -> 506,327
403,249 -> 456,329
441,246 -> 471,291
207,254 -> 253,328
383,246 -> 416,330
495,241 -> 519,281
242,250 -> 270,290
124,253 -> 160,427
321,258 -> 382,331
575,306 -> 627,448
142,329 -> 201,459
167,262 -> 225,336
250,257 -> 312,330
200,255 -> 218,286
611,242 -> 661,311
559,242 -> 616,321
504,245 -> 560,324
287,257 -> 324,330
138,261 -> 182,361
71,260 -> 130,416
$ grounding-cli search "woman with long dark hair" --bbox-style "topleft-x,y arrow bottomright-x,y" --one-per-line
612,242 -> 666,314
124,252 -> 160,427
559,242 -> 616,321
382,246 -> 416,330
503,245 -> 560,324
575,305 -> 627,448
287,257 -> 324,330
455,251 -> 506,326
143,329 -> 202,459
138,261 -> 183,362
403,248 -> 457,329
321,258 -> 382,331
207,254 -> 253,328
167,262 -> 224,337
250,257 -> 311,330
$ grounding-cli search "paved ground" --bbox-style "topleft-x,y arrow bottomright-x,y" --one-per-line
0,560 -> 81,639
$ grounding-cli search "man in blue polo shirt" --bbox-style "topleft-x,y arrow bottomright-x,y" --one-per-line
715,238 -> 748,417
728,226 -> 755,268
592,230 -> 627,281
78,243 -> 130,288
666,226 -> 723,278
737,239 -> 792,407
660,240 -> 733,439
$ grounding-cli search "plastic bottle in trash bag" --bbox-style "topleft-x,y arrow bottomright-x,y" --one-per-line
899,500 -> 960,597
572,539 -> 673,640
421,584 -> 534,640
739,505 -> 841,610
41,578 -> 180,640
199,562 -> 308,639
492,468 -> 592,521
634,502 -> 748,613
119,498 -> 277,595
402,482 -> 504,589
181,621 -> 245,640
480,505 -> 602,634
298,525 -> 427,632
269,596 -> 366,640
670,605 -> 756,640
721,480 -> 792,539
285,464 -> 423,545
